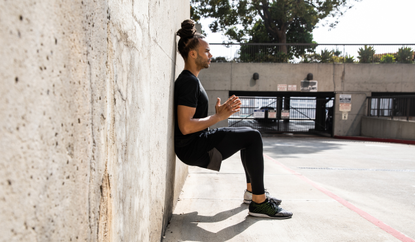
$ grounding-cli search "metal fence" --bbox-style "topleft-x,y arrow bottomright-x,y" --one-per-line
229,96 -> 333,133
367,96 -> 415,121
209,43 -> 415,64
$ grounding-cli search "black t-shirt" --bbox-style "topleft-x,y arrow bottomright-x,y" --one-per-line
174,70 -> 227,167
174,70 -> 211,161
174,70 -> 209,144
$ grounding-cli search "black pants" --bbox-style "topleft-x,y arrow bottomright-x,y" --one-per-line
213,127 -> 265,195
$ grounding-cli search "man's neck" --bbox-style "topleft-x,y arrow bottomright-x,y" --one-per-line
184,62 -> 201,77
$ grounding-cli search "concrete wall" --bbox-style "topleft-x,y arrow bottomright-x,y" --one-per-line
361,117 -> 415,141
199,63 -> 415,135
0,1 -> 188,242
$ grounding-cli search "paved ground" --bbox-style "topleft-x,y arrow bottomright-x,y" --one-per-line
163,136 -> 415,242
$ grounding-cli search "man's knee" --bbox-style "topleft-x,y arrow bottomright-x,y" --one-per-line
247,128 -> 262,141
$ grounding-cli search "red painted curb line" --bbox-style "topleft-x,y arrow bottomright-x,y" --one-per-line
334,135 -> 415,145
264,153 -> 415,242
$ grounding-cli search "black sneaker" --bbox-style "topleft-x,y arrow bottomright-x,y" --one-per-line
248,198 -> 293,219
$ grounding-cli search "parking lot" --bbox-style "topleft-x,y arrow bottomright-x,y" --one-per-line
164,136 -> 415,242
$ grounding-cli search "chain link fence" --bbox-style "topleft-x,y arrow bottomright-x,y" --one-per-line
209,43 -> 415,64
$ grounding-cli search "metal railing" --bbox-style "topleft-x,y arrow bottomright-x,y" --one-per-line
209,43 -> 415,64
367,96 -> 415,121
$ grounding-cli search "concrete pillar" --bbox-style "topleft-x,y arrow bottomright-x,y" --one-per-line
333,92 -> 371,136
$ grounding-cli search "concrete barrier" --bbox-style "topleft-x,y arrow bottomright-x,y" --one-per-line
0,1 -> 189,241
361,117 -> 415,141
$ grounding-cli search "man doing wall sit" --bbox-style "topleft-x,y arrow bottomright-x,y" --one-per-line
174,19 -> 292,219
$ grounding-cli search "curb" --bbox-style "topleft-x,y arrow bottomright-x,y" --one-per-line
334,135 -> 415,145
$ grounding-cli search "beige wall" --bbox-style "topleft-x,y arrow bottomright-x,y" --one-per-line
362,117 -> 415,141
0,1 -> 188,241
200,63 -> 415,93
199,63 -> 415,135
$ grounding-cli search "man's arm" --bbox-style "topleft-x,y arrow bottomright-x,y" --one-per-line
177,95 -> 241,135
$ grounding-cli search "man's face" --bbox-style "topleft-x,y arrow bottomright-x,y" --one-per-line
195,39 -> 212,69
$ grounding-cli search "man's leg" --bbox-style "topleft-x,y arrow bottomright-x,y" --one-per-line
212,127 -> 292,218
241,147 -> 267,203
214,127 -> 265,198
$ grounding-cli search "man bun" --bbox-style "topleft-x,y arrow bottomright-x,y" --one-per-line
177,19 -> 204,60
177,19 -> 197,39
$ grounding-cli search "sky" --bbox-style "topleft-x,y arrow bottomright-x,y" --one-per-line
312,0 -> 415,44
200,0 -> 415,59
202,0 -> 415,44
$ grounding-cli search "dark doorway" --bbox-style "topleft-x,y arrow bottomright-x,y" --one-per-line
228,91 -> 334,135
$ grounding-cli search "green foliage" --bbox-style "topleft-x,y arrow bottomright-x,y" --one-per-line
211,57 -> 228,62
333,49 -> 342,57
302,48 -> 349,63
373,54 -> 381,63
344,55 -> 355,63
396,47 -> 414,63
319,49 -> 333,63
380,54 -> 395,63
234,17 -> 318,62
358,45 -> 375,63
301,53 -> 320,63
191,0 -> 361,54
238,47 -> 289,63
331,56 -> 344,63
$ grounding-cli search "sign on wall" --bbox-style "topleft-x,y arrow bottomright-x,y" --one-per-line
301,80 -> 318,92
281,110 -> 290,119
254,109 -> 265,118
339,94 -> 352,112
268,110 -> 277,119
288,85 -> 297,91
278,84 -> 287,91
342,112 -> 348,120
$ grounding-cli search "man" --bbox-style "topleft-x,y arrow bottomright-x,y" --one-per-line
174,19 -> 292,219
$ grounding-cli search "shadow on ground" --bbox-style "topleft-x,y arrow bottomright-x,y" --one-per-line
164,203 -> 291,241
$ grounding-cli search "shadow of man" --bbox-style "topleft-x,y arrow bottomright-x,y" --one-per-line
164,203 -> 290,241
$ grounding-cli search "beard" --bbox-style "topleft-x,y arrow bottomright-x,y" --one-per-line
196,52 -> 210,69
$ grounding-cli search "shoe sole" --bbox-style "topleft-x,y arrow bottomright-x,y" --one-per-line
248,212 -> 292,219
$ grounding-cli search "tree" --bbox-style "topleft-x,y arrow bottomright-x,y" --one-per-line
192,0 -> 361,56
237,17 -> 316,62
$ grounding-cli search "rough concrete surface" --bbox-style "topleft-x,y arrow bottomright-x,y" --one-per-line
164,136 -> 415,242
0,0 -> 189,241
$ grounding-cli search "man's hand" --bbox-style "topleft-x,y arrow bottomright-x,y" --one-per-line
177,95 -> 241,135
215,95 -> 241,121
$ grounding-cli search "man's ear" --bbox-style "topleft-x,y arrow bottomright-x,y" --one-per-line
189,49 -> 197,59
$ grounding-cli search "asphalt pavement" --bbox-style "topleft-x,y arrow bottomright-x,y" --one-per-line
163,135 -> 415,242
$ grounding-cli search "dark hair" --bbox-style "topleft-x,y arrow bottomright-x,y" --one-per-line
177,19 -> 204,60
